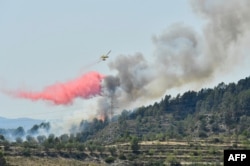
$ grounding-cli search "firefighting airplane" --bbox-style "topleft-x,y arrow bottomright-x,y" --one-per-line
100,50 -> 111,61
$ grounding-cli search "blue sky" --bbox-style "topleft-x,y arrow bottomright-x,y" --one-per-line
0,0 -> 248,120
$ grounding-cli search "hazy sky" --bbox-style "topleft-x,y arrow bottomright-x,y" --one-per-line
0,0 -> 249,120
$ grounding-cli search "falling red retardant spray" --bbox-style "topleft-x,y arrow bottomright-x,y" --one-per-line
3,71 -> 104,105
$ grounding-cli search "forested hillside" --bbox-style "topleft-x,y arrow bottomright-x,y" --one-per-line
1,76 -> 250,145
88,76 -> 250,144
1,76 -> 250,165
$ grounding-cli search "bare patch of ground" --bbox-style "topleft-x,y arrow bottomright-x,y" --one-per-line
5,156 -> 105,166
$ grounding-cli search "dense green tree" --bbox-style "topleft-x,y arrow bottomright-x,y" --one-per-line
26,135 -> 37,144
14,126 -> 25,137
105,156 -> 115,163
0,151 -> 6,166
165,153 -> 181,166
65,143 -> 74,153
28,124 -> 39,135
130,136 -> 140,153
238,90 -> 250,115
60,134 -> 69,143
0,135 -> 5,141
15,137 -> 23,144
76,143 -> 85,151
48,134 -> 55,144
37,135 -> 46,144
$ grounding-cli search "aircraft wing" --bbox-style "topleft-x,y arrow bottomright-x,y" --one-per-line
106,50 -> 111,56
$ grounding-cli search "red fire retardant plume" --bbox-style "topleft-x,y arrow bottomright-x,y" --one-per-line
6,71 -> 104,105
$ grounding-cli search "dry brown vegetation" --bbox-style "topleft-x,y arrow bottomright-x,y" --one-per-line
5,156 -> 104,166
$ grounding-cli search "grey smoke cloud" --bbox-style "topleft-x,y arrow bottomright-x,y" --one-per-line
98,0 -> 250,118
188,1 -> 248,67
108,53 -> 150,95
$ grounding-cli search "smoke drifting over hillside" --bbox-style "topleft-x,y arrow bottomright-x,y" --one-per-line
1,0 -> 249,124
100,0 -> 250,117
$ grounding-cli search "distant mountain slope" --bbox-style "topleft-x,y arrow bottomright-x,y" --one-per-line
0,116 -> 43,130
